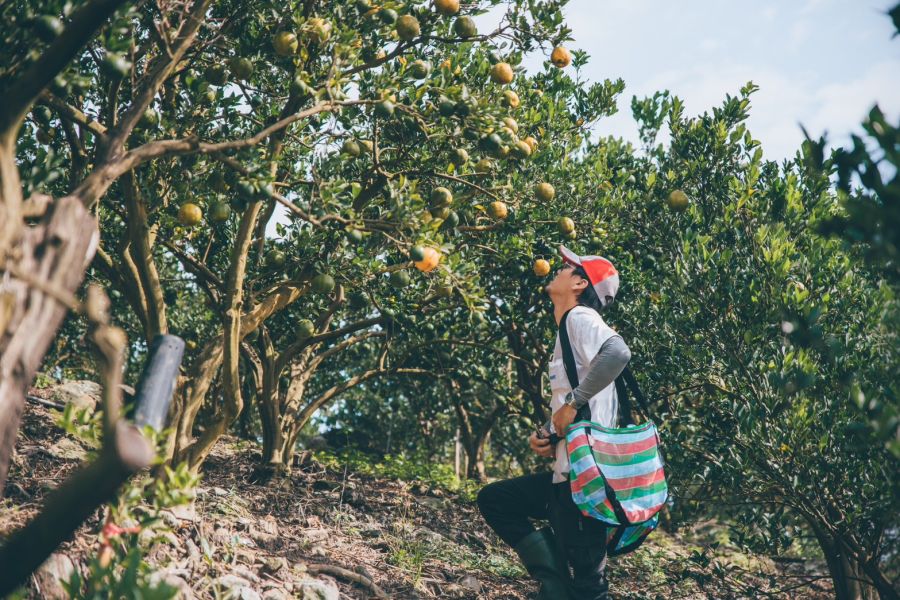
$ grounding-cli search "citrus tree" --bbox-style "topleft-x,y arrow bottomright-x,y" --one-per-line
591,84 -> 899,599
803,104 -> 899,463
1,0 -> 607,485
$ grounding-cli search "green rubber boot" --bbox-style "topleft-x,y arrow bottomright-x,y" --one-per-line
514,527 -> 572,600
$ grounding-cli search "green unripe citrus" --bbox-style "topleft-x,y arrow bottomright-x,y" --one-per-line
453,16 -> 477,38
431,187 -> 453,206
311,273 -> 335,294
273,31 -> 298,56
297,319 -> 316,339
396,15 -> 420,41
228,56 -> 253,80
558,217 -> 575,234
410,245 -> 426,261
535,182 -> 555,202
374,100 -> 395,118
209,202 -> 232,223
390,270 -> 411,288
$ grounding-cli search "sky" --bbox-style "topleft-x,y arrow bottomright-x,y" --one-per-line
494,0 -> 900,161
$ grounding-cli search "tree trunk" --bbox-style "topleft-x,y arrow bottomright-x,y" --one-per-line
464,439 -> 487,482
260,365 -> 311,475
258,399 -> 288,476
170,341 -> 223,462
170,281 -> 307,467
258,385 -> 282,465
0,196 -> 98,495
454,427 -> 461,479
809,519 -> 881,600
860,558 -> 899,600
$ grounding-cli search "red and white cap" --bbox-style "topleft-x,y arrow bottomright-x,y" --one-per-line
559,245 -> 619,309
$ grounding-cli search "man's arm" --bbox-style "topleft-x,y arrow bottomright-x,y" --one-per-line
571,334 -> 631,408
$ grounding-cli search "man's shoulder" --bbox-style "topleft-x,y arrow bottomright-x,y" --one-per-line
570,306 -> 613,328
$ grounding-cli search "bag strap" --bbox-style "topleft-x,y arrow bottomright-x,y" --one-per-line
615,375 -> 636,426
557,309 -> 591,423
621,366 -> 652,418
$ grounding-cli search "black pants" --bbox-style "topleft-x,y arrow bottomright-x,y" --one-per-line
477,472 -> 608,593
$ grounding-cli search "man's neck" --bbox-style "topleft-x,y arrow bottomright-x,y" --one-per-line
553,297 -> 579,326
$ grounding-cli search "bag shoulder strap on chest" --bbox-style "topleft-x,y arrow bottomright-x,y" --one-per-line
558,308 -> 647,426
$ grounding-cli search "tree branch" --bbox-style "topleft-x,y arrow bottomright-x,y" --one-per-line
106,0 -> 215,150
0,0 -> 130,133
40,92 -> 108,140
122,171 -> 167,340
279,315 -> 387,368
294,366 -> 430,427
160,240 -> 224,290
73,100 -> 370,209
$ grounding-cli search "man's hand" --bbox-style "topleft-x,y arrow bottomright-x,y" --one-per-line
553,404 -> 577,435
529,431 -> 555,458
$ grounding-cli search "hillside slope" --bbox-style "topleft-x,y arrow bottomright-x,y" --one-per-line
2,392 -> 832,599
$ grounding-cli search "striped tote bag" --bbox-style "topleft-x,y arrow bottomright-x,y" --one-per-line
566,420 -> 667,525
557,310 -> 668,555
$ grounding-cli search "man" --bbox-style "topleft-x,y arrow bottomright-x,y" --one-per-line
477,245 -> 631,599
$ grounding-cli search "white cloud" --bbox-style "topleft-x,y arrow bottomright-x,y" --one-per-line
788,21 -> 811,49
800,0 -> 829,15
699,39 -> 720,52
802,60 -> 900,148
594,56 -> 900,161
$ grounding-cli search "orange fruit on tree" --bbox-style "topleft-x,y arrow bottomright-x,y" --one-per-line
273,31 -> 298,56
431,186 -> 453,207
475,158 -> 493,173
524,136 -> 538,152
396,15 -> 420,41
434,0 -> 460,16
178,202 -> 203,226
667,189 -> 689,212
209,201 -> 232,223
535,182 -> 555,202
533,259 -> 550,277
488,201 -> 508,220
502,89 -> 520,108
228,57 -> 253,80
311,273 -> 336,294
429,205 -> 451,219
490,62 -> 514,84
512,140 -> 532,158
414,247 -> 441,272
557,216 -> 575,234
550,46 -> 572,68
453,16 -> 478,38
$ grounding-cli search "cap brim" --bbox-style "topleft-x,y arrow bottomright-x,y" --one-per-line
559,245 -> 581,267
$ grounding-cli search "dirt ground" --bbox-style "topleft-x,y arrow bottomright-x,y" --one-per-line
2,396 -> 834,599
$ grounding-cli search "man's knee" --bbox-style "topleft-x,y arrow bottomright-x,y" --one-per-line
476,481 -> 500,517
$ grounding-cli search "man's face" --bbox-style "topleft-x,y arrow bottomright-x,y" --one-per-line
544,263 -> 587,298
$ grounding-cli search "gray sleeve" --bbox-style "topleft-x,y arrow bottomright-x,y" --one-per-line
571,335 -> 631,408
